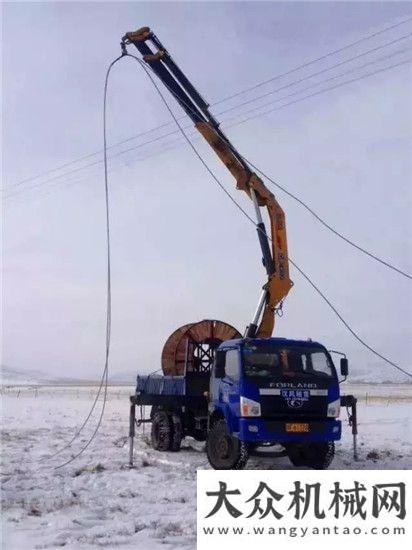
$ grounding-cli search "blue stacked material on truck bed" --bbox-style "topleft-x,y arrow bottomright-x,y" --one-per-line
136,375 -> 185,396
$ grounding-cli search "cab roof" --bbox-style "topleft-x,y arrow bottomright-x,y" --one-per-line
218,337 -> 326,350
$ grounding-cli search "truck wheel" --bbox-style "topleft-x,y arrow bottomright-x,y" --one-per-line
206,420 -> 249,470
169,413 -> 182,452
287,441 -> 335,470
151,411 -> 172,451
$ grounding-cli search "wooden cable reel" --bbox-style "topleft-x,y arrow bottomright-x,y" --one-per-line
161,319 -> 241,376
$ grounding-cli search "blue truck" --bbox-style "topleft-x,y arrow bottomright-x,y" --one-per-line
129,320 -> 357,470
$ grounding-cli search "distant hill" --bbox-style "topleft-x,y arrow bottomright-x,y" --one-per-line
1,365 -> 52,386
0,365 -> 95,386
108,370 -> 139,385
348,362 -> 410,384
0,365 -> 140,386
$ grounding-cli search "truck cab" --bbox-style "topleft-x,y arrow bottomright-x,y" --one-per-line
207,337 -> 347,469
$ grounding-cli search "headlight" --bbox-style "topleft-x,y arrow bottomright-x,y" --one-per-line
327,398 -> 340,418
240,396 -> 261,417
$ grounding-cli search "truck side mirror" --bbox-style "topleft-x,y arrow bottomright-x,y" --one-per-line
214,351 -> 225,379
340,357 -> 349,377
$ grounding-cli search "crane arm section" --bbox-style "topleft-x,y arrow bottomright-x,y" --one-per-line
122,27 -> 293,337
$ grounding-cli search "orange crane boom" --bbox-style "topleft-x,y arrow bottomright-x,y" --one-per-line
122,28 -> 293,337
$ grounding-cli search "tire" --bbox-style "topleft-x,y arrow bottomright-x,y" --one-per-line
151,411 -> 172,451
206,419 -> 249,470
169,413 -> 183,452
286,441 -> 335,470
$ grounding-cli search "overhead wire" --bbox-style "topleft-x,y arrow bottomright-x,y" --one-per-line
218,31 -> 412,117
5,40 -> 411,283
7,121 -> 174,190
15,139 -> 182,204
3,126 -> 185,199
4,45 -> 411,201
4,15 -> 411,193
225,57 -> 412,130
6,47 -> 411,283
213,15 -> 412,105
123,52 -> 411,379
37,52 -> 412,282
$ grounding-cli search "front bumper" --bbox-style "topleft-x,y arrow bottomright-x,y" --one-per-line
238,417 -> 341,443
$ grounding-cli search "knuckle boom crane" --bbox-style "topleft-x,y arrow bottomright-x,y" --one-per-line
124,28 -> 358,470
122,27 -> 292,339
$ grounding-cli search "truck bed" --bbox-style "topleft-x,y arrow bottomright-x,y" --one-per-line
133,373 -> 209,409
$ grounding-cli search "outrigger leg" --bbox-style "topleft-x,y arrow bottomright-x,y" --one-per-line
341,395 -> 358,461
129,398 -> 136,467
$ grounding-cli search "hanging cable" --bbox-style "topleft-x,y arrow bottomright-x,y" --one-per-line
288,259 -> 412,379
242,157 -> 412,280
53,54 -> 122,468
122,52 -> 411,380
42,364 -> 109,461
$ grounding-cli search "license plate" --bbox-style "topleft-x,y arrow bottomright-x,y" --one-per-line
286,422 -> 309,432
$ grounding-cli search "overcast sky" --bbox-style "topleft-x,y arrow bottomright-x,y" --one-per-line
2,1 -> 412,382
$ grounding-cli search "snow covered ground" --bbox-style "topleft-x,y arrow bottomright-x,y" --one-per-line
1,384 -> 411,549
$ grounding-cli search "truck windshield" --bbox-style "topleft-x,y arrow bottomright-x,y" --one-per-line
242,344 -> 334,379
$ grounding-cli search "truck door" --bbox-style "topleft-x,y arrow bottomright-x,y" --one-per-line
210,348 -> 241,422
221,349 -> 241,420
